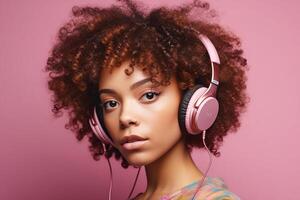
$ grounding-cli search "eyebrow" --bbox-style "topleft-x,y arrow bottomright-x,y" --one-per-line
98,77 -> 154,95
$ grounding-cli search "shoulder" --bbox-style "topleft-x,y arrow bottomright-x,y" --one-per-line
194,177 -> 241,200
197,189 -> 240,200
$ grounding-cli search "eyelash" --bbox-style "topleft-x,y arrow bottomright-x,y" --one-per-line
102,91 -> 161,111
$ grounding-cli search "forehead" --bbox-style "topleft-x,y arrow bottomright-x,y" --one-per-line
98,62 -> 159,89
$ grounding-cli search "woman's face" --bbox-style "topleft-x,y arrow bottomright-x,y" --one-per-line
98,62 -> 183,166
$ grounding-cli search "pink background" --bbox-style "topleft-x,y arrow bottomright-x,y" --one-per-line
1,0 -> 299,199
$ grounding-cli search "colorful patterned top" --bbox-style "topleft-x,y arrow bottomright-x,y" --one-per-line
131,177 -> 240,200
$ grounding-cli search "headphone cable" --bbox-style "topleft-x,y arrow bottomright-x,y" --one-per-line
105,156 -> 141,200
106,156 -> 113,200
127,167 -> 141,200
190,130 -> 213,200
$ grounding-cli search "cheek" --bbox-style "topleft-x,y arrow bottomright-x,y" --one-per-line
144,93 -> 182,146
150,105 -> 180,134
151,92 -> 181,130
157,113 -> 181,142
103,112 -> 121,141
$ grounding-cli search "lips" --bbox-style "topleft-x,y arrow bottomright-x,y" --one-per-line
120,135 -> 147,145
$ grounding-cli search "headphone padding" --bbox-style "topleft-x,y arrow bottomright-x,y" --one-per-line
178,85 -> 203,134
95,104 -> 112,140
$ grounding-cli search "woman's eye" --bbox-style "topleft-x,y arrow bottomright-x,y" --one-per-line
140,91 -> 160,102
102,100 -> 118,111
101,92 -> 160,111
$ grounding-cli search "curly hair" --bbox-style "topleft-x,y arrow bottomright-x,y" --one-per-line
45,0 -> 249,168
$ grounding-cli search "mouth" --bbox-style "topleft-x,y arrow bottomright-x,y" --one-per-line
120,134 -> 148,150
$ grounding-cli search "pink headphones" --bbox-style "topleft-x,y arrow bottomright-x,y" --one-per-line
89,34 -> 220,146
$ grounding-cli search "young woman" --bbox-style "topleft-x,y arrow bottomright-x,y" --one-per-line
45,0 -> 249,199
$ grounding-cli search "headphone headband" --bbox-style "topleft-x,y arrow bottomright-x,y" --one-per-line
194,35 -> 220,108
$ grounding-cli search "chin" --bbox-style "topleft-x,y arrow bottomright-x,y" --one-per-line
123,152 -> 157,167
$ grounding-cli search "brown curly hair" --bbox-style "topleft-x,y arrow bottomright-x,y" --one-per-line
45,0 -> 249,168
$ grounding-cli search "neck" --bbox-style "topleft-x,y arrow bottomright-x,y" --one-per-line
143,138 -> 203,198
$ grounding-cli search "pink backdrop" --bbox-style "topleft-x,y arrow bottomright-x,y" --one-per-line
1,0 -> 299,199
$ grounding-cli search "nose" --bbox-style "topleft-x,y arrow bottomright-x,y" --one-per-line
119,100 -> 140,129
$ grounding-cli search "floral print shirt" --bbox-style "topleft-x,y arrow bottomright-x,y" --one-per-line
132,177 -> 240,200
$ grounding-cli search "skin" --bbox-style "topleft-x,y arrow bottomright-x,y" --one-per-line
98,62 -> 203,199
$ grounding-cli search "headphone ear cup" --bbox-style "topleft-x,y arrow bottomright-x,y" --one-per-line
184,85 -> 219,134
194,96 -> 219,131
178,85 -> 203,135
89,105 -> 115,146
95,104 -> 110,136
